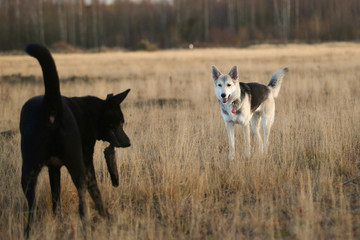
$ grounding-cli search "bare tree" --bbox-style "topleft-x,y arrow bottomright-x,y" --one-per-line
283,0 -> 291,42
295,0 -> 299,33
68,0 -> 77,45
38,0 -> 45,43
0,0 -> 360,51
203,0 -> 209,41
58,0 -> 67,42
227,0 -> 235,32
77,0 -> 86,47
92,0 -> 99,48
273,0 -> 282,39
14,0 -> 21,48
250,0 -> 256,34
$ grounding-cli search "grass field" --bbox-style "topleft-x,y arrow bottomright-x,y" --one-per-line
0,43 -> 359,239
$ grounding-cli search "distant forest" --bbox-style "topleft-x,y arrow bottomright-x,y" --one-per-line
1,0 -> 360,51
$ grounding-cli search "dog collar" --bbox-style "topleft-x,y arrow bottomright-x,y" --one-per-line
230,98 -> 241,114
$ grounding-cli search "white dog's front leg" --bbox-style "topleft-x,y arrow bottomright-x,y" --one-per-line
242,124 -> 251,158
225,121 -> 235,160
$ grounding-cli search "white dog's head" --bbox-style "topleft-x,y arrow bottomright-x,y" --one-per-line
212,66 -> 239,103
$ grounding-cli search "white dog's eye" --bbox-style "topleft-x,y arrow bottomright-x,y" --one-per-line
227,84 -> 231,87
218,84 -> 222,87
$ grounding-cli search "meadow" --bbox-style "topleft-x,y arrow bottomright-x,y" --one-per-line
0,43 -> 359,239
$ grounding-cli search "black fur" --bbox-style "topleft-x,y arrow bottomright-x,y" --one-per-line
20,44 -> 130,236
240,82 -> 270,112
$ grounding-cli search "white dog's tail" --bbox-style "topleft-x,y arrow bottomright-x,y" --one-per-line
267,68 -> 289,98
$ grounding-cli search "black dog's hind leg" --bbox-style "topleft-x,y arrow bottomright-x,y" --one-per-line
86,164 -> 110,218
65,160 -> 89,238
65,160 -> 87,219
48,167 -> 61,214
21,165 -> 42,238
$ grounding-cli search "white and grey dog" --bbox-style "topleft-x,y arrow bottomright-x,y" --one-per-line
212,66 -> 289,159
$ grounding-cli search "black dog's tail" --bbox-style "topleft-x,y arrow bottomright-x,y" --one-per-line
26,44 -> 62,123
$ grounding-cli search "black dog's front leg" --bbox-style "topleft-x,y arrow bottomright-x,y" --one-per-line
48,166 -> 61,214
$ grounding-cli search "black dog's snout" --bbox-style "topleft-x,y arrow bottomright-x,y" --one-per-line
221,93 -> 226,98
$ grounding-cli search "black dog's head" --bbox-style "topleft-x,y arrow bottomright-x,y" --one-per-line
98,89 -> 131,148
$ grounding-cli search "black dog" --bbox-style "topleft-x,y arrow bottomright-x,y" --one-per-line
20,44 -> 130,235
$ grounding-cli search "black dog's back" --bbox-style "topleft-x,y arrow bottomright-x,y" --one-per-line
20,95 -> 82,162
20,44 -> 82,165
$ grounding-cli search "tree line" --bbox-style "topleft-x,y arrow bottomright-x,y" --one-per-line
0,0 -> 359,51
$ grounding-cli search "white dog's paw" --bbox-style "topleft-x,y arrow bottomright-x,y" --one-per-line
244,150 -> 251,158
261,145 -> 267,154
259,147 -> 264,155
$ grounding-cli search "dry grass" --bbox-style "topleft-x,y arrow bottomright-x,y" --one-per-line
0,43 -> 360,239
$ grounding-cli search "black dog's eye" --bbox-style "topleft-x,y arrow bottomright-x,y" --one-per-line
108,121 -> 118,128
218,84 -> 222,87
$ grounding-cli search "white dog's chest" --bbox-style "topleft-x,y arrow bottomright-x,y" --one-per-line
220,103 -> 246,125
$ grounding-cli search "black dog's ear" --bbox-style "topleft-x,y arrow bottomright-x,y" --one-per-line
106,93 -> 114,100
111,89 -> 131,105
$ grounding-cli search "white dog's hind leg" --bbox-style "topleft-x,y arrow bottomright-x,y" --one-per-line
250,113 -> 263,154
242,123 -> 251,158
262,112 -> 275,153
225,121 -> 235,160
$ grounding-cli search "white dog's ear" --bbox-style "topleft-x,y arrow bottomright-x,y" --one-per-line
228,66 -> 238,81
212,66 -> 221,81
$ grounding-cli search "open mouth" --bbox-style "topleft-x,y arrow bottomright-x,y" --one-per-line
222,97 -> 229,103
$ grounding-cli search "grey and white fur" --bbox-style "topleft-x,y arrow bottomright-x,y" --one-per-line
212,66 -> 289,159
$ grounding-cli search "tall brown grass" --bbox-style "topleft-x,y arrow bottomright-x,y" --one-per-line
0,43 -> 359,239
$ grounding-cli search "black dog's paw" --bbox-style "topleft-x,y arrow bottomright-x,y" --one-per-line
24,225 -> 30,239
